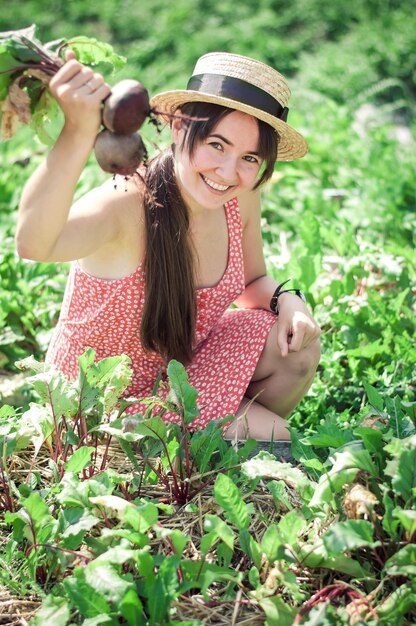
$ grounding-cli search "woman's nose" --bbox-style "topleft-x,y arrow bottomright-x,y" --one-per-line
216,156 -> 238,182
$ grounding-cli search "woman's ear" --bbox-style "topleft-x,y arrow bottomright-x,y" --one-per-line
171,115 -> 183,143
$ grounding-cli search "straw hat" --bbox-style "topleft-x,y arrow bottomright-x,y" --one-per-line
150,52 -> 308,162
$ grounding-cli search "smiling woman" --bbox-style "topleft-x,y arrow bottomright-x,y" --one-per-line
16,51 -> 321,445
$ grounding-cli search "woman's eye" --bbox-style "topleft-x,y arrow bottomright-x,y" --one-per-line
209,141 -> 223,151
244,155 -> 259,164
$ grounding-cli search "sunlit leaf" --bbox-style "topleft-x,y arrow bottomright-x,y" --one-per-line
214,473 -> 249,529
242,454 -> 315,501
29,594 -> 70,626
119,588 -> 145,626
203,514 -> 235,551
393,509 -> 416,538
67,36 -> 126,72
85,564 -> 133,604
259,595 -> 297,626
167,360 -> 200,425
363,382 -> 385,412
63,566 -> 111,617
384,544 -> 416,577
14,403 -> 53,454
65,446 -> 95,472
323,519 -> 375,553
385,438 -> 416,503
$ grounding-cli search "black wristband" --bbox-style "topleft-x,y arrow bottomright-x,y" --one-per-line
270,279 -> 306,315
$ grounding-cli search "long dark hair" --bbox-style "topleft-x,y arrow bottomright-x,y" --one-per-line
140,102 -> 278,365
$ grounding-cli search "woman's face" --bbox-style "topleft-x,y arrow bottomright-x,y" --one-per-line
172,110 -> 263,213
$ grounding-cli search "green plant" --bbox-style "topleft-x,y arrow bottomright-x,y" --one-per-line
2,356 -> 415,624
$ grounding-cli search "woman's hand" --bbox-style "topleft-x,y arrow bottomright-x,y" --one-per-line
276,292 -> 321,357
49,50 -> 111,137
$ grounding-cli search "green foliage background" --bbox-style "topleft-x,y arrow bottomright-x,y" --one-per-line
0,0 -> 415,431
0,4 -> 415,623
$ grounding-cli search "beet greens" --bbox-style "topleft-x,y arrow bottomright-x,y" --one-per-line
0,24 -> 151,175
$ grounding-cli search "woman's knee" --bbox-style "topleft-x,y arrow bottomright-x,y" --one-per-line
288,337 -> 321,380
253,324 -> 321,383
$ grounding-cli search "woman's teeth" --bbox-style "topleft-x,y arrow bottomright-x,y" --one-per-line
202,176 -> 230,191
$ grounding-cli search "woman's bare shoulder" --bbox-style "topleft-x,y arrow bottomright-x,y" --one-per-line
90,173 -> 145,213
74,174 -> 147,277
73,173 -> 146,234
236,187 -> 262,227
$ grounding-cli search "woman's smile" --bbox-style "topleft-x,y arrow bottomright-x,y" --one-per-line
201,174 -> 233,193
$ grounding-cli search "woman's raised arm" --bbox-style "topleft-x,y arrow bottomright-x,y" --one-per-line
15,51 -> 111,261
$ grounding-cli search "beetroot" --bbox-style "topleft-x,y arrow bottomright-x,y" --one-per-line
94,129 -> 146,176
97,80 -> 151,176
102,79 -> 150,135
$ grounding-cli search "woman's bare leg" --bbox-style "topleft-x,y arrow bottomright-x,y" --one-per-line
247,322 -> 321,417
224,397 -> 291,441
224,322 -> 320,441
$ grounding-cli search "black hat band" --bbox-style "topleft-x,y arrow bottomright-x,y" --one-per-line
187,73 -> 289,122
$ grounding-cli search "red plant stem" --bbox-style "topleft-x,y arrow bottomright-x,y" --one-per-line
368,510 -> 389,560
0,62 -> 59,77
347,591 -> 380,620
119,483 -> 132,501
75,392 -> 89,449
19,36 -> 61,66
0,466 -> 14,512
25,542 -> 92,562
371,547 -> 387,569
90,431 -> 100,476
143,424 -> 181,498
294,584 -> 340,622
293,583 -> 379,624
57,39 -> 111,59
157,522 -> 185,583
60,414 -> 73,462
99,434 -> 113,472
143,457 -> 170,490
25,449 -> 41,485
91,504 -> 113,529
182,431 -> 191,479
327,588 -> 343,601
73,371 -> 88,435
27,517 -> 37,550
78,412 -> 89,447
174,453 -> 186,502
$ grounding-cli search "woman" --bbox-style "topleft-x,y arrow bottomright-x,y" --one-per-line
16,51 -> 321,445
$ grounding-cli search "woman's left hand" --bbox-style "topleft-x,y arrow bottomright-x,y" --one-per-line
276,292 -> 321,357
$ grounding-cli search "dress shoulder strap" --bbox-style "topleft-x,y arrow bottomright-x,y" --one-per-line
224,197 -> 243,240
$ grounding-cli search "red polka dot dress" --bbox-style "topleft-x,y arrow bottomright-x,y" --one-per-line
46,197 -> 277,429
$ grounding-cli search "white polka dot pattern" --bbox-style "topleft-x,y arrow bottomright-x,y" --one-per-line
45,198 -> 277,428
